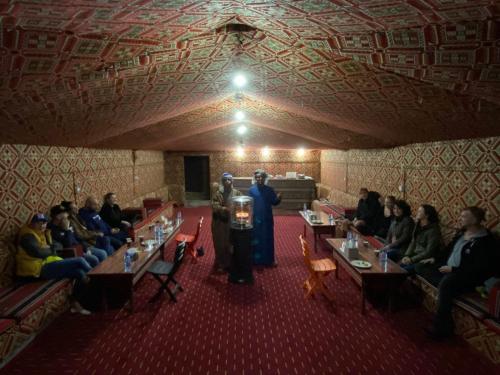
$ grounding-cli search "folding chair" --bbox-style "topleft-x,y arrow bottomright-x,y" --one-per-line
147,241 -> 186,302
299,234 -> 336,301
175,216 -> 204,263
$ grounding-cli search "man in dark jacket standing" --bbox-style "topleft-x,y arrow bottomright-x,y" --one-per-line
421,207 -> 499,339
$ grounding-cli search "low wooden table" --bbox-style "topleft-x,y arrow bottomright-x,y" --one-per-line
88,221 -> 182,312
299,210 -> 337,251
326,238 -> 407,314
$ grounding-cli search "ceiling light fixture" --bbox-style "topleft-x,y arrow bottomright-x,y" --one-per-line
233,73 -> 247,88
297,147 -> 305,157
262,146 -> 270,157
237,125 -> 247,135
235,111 -> 245,121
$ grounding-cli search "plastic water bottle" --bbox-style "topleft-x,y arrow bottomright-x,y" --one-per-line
347,231 -> 353,248
328,214 -> 334,225
158,222 -> 164,243
154,221 -> 161,244
176,211 -> 182,225
124,253 -> 131,272
379,249 -> 388,269
303,203 -> 307,213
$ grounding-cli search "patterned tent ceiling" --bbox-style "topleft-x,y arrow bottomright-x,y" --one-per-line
0,0 -> 499,150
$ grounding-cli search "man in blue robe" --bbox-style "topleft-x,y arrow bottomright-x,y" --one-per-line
248,169 -> 281,267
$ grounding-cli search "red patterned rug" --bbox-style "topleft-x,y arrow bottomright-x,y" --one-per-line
2,207 -> 499,374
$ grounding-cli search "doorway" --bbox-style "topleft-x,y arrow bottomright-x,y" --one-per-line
184,156 -> 210,200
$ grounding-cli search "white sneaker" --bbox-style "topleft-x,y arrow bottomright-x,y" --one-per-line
70,307 -> 92,315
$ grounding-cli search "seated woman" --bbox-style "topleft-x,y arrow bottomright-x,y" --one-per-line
383,200 -> 415,262
416,207 -> 499,339
400,204 -> 442,273
16,213 -> 92,315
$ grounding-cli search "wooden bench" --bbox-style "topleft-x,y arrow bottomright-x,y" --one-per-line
311,199 -> 356,220
413,275 -> 500,363
0,236 -> 73,366
127,201 -> 178,241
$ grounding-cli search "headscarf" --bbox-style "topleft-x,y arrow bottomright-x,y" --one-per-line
220,172 -> 233,193
221,172 -> 233,182
253,169 -> 269,185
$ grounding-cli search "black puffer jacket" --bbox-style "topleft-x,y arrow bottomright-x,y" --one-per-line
443,230 -> 500,284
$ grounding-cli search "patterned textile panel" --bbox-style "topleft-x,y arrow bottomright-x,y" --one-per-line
0,319 -> 17,362
414,277 -> 500,364
0,280 -> 56,317
321,162 -> 347,192
165,150 -> 321,188
320,137 -> 500,232
9,280 -> 70,320
17,282 -> 72,335
1,1 -> 500,151
0,144 -> 168,238
316,184 -> 332,200
129,186 -> 170,207
0,237 -> 16,289
490,284 -> 500,320
0,282 -> 72,365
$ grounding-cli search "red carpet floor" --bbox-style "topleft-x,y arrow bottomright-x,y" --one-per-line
3,207 -> 499,374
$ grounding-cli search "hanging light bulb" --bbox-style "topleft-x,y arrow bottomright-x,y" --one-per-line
237,125 -> 247,135
233,73 -> 247,88
262,146 -> 270,157
235,111 -> 245,121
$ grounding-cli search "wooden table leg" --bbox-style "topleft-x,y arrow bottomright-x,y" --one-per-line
101,285 -> 108,313
128,279 -> 134,313
361,281 -> 366,314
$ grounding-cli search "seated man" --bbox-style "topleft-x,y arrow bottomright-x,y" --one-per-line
416,207 -> 499,339
99,192 -> 132,231
79,196 -> 126,249
351,188 -> 382,235
16,213 -> 92,315
400,204 -> 442,273
61,200 -> 114,255
49,205 -> 107,267
375,195 -> 396,239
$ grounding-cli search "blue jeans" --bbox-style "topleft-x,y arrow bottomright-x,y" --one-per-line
83,254 -> 99,268
108,235 -> 125,250
387,248 -> 401,262
40,257 -> 92,281
401,263 -> 416,274
95,236 -> 114,255
88,247 -> 107,262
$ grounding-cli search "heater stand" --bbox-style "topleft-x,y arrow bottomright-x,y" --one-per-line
228,227 -> 253,284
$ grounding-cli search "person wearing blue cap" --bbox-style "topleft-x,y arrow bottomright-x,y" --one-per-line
16,212 -> 93,315
211,172 -> 241,273
249,169 -> 282,267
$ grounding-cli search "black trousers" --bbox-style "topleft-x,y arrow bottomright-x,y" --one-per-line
433,273 -> 475,334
